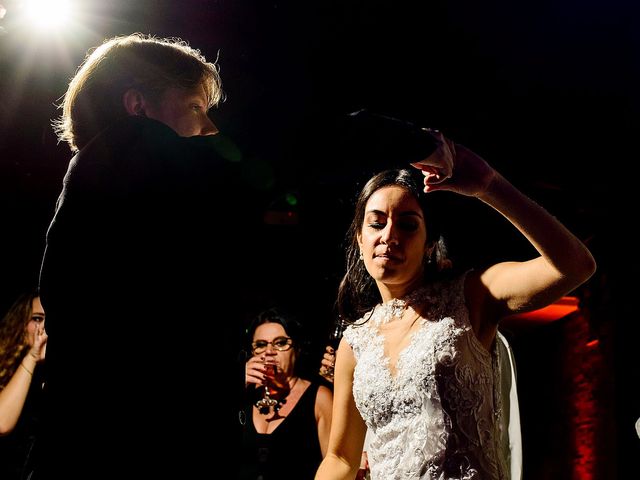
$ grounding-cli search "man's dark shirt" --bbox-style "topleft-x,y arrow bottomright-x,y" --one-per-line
36,117 -> 255,478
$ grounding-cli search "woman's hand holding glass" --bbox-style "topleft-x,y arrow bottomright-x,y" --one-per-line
245,336 -> 292,414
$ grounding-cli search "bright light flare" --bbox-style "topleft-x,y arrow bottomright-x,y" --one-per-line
21,0 -> 75,30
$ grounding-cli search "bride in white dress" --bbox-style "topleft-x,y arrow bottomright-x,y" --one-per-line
315,132 -> 595,480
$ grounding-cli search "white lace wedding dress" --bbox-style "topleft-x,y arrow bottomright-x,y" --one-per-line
343,274 -> 511,480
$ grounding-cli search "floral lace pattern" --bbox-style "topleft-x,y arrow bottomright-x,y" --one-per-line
344,274 -> 509,480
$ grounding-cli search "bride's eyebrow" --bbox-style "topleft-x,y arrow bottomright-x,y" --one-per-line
398,211 -> 423,219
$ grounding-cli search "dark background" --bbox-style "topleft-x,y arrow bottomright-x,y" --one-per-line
0,0 -> 637,477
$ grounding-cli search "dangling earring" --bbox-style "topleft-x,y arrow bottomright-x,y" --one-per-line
425,248 -> 434,265
359,251 -> 364,261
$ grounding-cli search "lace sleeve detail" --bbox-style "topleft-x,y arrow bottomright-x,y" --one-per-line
342,324 -> 357,355
343,320 -> 372,361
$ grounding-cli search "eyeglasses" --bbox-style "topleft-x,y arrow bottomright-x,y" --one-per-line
251,336 -> 293,354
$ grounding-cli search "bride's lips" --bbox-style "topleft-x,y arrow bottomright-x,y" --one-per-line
374,252 -> 402,263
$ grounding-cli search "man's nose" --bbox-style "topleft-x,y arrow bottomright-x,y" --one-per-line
200,116 -> 219,136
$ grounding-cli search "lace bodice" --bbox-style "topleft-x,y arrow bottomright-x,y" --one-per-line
343,274 -> 509,480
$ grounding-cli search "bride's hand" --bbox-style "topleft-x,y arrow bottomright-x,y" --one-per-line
410,129 -> 454,187
411,132 -> 497,198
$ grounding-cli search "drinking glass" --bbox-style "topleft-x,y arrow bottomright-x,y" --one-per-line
329,317 -> 346,350
255,360 -> 289,414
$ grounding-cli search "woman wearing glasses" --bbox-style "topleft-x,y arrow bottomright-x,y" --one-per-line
240,308 -> 333,480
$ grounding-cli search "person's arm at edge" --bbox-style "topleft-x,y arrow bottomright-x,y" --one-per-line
0,359 -> 35,435
0,325 -> 47,435
315,337 -> 367,479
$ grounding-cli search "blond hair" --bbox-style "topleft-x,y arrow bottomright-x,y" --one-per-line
53,33 -> 223,152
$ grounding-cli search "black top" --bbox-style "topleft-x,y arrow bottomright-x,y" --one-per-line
239,382 -> 323,480
36,117 -> 261,478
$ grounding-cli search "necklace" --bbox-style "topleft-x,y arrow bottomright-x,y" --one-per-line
379,298 -> 408,323
255,376 -> 299,415
376,285 -> 427,325
389,298 -> 408,318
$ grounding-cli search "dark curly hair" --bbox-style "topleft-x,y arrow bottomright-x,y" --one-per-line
0,292 -> 39,389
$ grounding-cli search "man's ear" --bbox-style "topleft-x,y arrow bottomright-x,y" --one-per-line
122,88 -> 147,116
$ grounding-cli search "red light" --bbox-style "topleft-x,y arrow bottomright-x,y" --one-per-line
502,296 -> 580,329
585,339 -> 599,348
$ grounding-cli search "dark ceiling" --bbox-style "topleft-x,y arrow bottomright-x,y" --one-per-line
0,0 -> 636,311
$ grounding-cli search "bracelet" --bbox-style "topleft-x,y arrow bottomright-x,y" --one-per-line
20,363 -> 34,376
